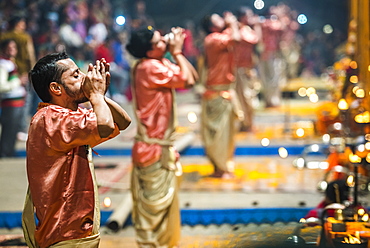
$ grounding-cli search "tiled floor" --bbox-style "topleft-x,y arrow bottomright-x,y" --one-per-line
0,222 -> 322,247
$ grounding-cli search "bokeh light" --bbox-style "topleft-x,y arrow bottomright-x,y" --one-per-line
354,111 -> 370,123
350,61 -> 358,69
323,24 -> 333,34
365,142 -> 370,150
349,153 -> 361,163
115,15 -> 126,26
221,91 -> 230,99
311,144 -> 319,152
322,134 -> 330,143
261,138 -> 270,147
297,14 -> 307,24
298,87 -> 307,97
358,208 -> 366,216
355,88 -> 365,98
309,93 -> 319,103
319,181 -> 328,191
362,214 -> 369,222
349,75 -> 358,83
352,86 -> 359,94
278,147 -> 288,158
187,111 -> 198,124
357,144 -> 365,153
254,0 -> 265,10
333,122 -> 342,130
103,197 -> 112,208
347,175 -> 355,187
296,157 -> 305,169
306,87 -> 316,96
338,99 -> 349,110
296,128 -> 305,137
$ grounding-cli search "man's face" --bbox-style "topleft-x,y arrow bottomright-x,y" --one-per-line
148,30 -> 167,58
57,58 -> 88,104
240,9 -> 254,25
16,20 -> 26,31
211,14 -> 225,32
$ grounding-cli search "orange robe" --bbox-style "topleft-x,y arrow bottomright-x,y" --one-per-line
234,26 -> 259,130
202,28 -> 254,173
132,58 -> 186,167
26,103 -> 119,248
131,58 -> 186,247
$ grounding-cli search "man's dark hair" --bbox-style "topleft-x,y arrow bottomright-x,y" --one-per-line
0,39 -> 15,52
8,14 -> 25,30
126,27 -> 154,58
236,6 -> 251,21
201,15 -> 213,34
29,51 -> 69,102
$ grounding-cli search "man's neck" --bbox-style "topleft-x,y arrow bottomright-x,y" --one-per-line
13,29 -> 23,34
147,55 -> 163,60
50,99 -> 79,111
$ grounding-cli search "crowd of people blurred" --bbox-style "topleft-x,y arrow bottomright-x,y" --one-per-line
0,1 -> 353,247
0,0 -> 346,158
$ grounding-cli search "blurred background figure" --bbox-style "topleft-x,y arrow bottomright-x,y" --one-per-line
182,19 -> 200,69
200,11 -> 253,178
234,6 -> 260,132
0,39 -> 26,157
58,12 -> 84,50
126,26 -> 197,248
257,5 -> 285,108
107,31 -> 132,102
94,32 -> 130,105
0,14 -> 37,142
300,30 -> 328,77
130,0 -> 154,30
0,15 -> 36,81
64,0 -> 89,43
277,3 -> 301,80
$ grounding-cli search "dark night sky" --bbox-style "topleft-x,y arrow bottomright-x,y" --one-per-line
122,0 -> 349,35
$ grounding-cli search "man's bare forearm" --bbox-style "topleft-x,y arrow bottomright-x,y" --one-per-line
105,97 -> 131,130
185,57 -> 199,81
90,94 -> 115,138
172,54 -> 196,87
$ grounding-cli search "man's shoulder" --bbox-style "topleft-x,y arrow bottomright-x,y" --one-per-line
139,58 -> 163,66
30,105 -> 97,142
207,30 -> 229,37
205,31 -> 230,44
1,31 -> 30,42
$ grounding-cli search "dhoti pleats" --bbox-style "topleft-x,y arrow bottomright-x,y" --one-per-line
201,95 -> 236,173
258,55 -> 286,107
235,68 -> 256,130
131,162 -> 180,248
